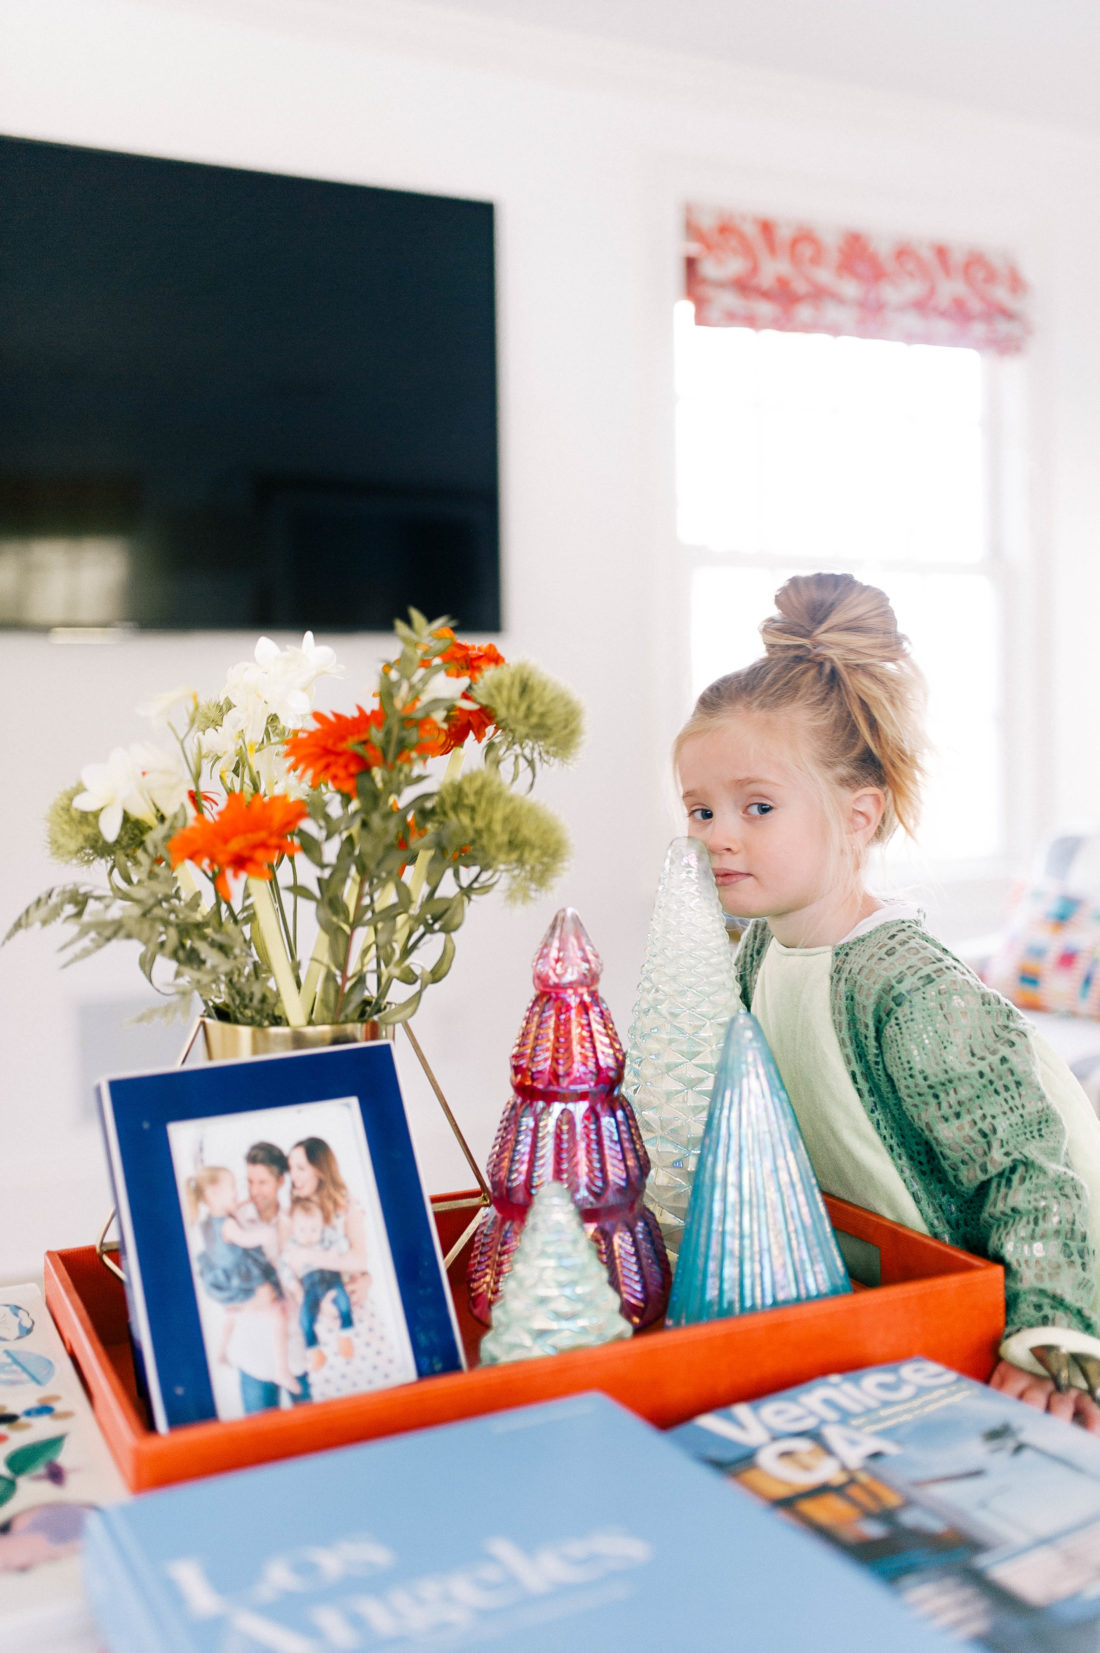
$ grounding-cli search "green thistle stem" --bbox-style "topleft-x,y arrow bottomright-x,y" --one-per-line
268,874 -> 300,986
174,861 -> 206,907
390,745 -> 465,958
301,928 -> 329,1019
248,877 -> 306,1026
331,873 -> 367,1021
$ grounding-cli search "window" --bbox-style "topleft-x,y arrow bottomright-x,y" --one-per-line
674,302 -> 1019,863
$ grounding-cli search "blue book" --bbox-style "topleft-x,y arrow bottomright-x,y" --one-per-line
83,1392 -> 955,1652
670,1358 -> 1100,1651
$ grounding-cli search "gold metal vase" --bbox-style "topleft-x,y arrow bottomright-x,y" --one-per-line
199,1018 -> 389,1061
96,1014 -> 488,1281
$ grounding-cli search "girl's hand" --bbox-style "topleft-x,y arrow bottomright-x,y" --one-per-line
989,1358 -> 1100,1433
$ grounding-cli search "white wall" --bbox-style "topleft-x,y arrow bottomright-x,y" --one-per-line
4,0 -> 1100,1277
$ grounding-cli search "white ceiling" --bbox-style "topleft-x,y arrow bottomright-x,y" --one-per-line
415,0 -> 1100,137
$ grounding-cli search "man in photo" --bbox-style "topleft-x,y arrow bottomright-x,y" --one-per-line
225,1142 -> 311,1414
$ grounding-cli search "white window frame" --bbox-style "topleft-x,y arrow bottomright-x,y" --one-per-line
668,318 -> 1040,886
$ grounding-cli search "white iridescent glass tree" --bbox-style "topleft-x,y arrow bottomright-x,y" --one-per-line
479,1182 -> 632,1365
622,837 -> 741,1259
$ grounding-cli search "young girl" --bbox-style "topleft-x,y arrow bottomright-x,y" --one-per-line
184,1165 -> 301,1398
678,571 -> 1100,1431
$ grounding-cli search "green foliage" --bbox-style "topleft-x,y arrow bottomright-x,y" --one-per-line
9,812 -> 281,1026
8,611 -> 584,1028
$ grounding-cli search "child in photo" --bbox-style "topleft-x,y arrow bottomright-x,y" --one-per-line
678,571 -> 1100,1431
281,1194 -> 355,1371
184,1165 -> 301,1396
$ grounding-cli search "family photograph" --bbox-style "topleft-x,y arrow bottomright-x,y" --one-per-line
168,1097 -> 417,1420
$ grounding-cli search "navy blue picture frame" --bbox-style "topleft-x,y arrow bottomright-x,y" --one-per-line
97,1042 -> 464,1432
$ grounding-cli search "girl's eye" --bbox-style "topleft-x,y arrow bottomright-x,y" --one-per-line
746,802 -> 773,817
688,806 -> 713,822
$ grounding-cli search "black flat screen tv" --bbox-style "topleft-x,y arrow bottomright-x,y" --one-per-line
0,135 -> 500,632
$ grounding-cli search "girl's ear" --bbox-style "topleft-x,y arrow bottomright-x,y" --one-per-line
848,787 -> 886,847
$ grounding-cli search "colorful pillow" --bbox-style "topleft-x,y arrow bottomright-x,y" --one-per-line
986,884 -> 1100,1018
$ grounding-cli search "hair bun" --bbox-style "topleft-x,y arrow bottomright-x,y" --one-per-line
680,568 -> 926,844
761,573 -> 908,671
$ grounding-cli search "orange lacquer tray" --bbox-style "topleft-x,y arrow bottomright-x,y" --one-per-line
45,1191 -> 1003,1492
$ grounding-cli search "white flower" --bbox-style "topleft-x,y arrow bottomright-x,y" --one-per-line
273,631 -> 343,696
199,708 -> 307,798
221,657 -> 291,745
73,748 -> 154,841
198,708 -> 247,783
253,741 -> 307,799
138,684 -> 197,726
73,743 -> 190,841
199,707 -> 244,760
222,633 -> 343,744
129,742 -> 191,820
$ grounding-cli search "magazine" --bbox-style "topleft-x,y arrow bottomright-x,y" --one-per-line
670,1356 -> 1100,1651
0,1282 -> 127,1653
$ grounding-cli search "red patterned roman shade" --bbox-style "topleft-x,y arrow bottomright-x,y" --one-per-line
685,205 -> 1029,354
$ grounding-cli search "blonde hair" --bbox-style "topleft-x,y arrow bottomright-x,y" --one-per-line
183,1165 -> 235,1226
677,573 -> 927,845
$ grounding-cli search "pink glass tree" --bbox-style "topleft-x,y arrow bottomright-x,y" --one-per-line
467,908 -> 671,1328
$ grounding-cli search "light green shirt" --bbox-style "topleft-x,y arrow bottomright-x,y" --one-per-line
739,911 -> 1100,1333
753,937 -> 930,1235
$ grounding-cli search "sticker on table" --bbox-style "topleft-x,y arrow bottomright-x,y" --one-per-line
0,1395 -> 73,1438
0,1304 -> 34,1342
0,1349 -> 54,1388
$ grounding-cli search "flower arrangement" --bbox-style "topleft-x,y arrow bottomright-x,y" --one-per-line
8,613 -> 583,1029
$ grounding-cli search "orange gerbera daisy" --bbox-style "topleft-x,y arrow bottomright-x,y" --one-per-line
432,627 -> 506,682
436,699 -> 497,753
169,792 -> 306,901
284,706 -> 385,794
411,714 -> 449,758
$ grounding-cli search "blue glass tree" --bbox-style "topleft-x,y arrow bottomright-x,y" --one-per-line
666,1011 -> 851,1325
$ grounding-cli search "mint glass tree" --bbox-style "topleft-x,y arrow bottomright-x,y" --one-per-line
479,1182 -> 631,1364
622,837 -> 740,1259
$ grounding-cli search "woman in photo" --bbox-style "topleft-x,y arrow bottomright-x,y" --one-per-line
284,1136 -> 407,1399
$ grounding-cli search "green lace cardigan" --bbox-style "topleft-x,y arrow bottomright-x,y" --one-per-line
735,917 -> 1098,1337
